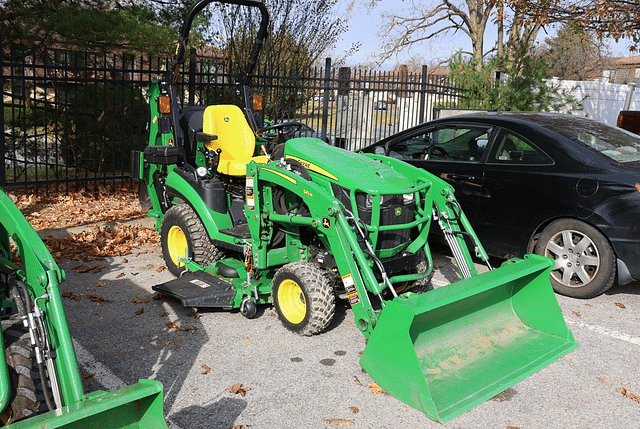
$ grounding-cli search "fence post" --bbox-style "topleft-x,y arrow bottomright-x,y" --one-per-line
321,58 -> 331,142
189,48 -> 197,105
418,65 -> 428,124
0,34 -> 5,187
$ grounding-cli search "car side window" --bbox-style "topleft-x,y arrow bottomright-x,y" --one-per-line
491,132 -> 552,164
388,126 -> 491,162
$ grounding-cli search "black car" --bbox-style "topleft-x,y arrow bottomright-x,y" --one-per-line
362,112 -> 640,299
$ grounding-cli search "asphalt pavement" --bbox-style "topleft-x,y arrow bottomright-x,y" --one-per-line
49,220 -> 640,428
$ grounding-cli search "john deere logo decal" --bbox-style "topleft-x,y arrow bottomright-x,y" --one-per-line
322,217 -> 331,229
224,117 -> 230,122
395,207 -> 402,217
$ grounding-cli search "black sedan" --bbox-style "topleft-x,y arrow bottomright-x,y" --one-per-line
362,112 -> 640,299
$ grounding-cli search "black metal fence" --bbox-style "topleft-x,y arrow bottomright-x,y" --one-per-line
1,42 -> 462,193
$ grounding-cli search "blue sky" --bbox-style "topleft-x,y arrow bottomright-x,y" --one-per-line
329,0 -> 634,69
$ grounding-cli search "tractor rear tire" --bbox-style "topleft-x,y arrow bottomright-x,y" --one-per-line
1,320 -> 47,425
161,203 -> 223,277
272,262 -> 335,336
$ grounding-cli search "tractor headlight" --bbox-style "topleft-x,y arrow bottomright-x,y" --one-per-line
365,194 -> 384,208
196,166 -> 208,178
403,193 -> 414,205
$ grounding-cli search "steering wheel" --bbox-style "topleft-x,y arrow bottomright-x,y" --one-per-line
425,145 -> 449,159
256,121 -> 313,144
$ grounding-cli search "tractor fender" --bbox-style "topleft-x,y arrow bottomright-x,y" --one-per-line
164,169 -> 234,239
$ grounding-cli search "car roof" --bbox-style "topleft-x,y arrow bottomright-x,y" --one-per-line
431,111 -> 600,127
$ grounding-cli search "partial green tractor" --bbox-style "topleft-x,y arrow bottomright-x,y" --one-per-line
132,0 -> 578,422
0,189 -> 166,428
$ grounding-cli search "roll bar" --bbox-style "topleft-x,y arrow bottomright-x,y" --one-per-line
170,0 -> 269,86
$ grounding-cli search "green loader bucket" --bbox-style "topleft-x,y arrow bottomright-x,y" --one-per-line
360,255 -> 578,423
7,379 -> 167,429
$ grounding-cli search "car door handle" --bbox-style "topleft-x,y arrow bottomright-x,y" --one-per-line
442,173 -> 478,181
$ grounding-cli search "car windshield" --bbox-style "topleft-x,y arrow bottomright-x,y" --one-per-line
553,118 -> 640,163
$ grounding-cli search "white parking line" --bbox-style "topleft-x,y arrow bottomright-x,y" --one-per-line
72,339 -> 127,391
72,339 -> 183,429
565,319 -> 640,346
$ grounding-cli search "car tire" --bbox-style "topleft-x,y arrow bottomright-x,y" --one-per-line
534,219 -> 616,299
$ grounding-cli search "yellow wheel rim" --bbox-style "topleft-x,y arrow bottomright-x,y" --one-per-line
278,279 -> 306,325
167,225 -> 188,267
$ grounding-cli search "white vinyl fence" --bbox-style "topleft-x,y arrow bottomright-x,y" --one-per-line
550,78 -> 640,126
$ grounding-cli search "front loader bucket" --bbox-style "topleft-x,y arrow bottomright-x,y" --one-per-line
7,379 -> 166,429
360,255 -> 578,423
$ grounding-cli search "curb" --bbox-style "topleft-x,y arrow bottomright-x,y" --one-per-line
36,216 -> 157,240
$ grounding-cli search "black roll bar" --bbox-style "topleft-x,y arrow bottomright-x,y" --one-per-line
170,0 -> 269,86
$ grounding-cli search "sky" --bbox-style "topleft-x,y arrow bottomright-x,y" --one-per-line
328,0 -> 634,70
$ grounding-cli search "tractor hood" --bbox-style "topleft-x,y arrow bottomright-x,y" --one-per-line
283,138 -> 416,193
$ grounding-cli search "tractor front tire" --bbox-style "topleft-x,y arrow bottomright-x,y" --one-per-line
161,203 -> 223,277
272,262 -> 335,336
1,320 -> 47,425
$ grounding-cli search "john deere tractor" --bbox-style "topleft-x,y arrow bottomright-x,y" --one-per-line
0,189 -> 166,428
132,0 -> 578,422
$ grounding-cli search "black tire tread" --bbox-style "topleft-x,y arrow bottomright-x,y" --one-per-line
2,320 -> 47,424
273,262 -> 335,336
161,203 -> 224,276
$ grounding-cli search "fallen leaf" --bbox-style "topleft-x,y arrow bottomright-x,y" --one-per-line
506,427 -> 521,429
121,258 -> 128,264
353,376 -> 362,386
228,425 -> 250,429
156,266 -> 166,273
96,281 -> 106,287
367,382 -> 388,395
167,321 -> 178,329
116,273 -> 125,279
135,308 -> 144,316
348,406 -> 359,413
74,264 -> 103,273
572,311 -> 581,317
201,364 -> 211,375
131,272 -> 139,276
188,312 -> 202,319
159,312 -> 169,317
81,372 -> 95,381
585,303 -> 592,307
87,294 -> 105,303
131,297 -> 150,304
62,291 -> 81,300
618,387 -> 640,404
321,419 -> 354,426
228,383 -> 250,396
146,264 -> 155,269
598,377 -> 605,383
616,302 -> 626,309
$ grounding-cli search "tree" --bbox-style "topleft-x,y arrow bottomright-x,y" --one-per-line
538,24 -> 611,80
448,42 -> 582,112
209,0 -> 347,119
374,0 -> 498,64
0,0 -> 175,55
537,1 -> 640,51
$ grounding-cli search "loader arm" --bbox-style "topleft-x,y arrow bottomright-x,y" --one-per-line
0,190 -> 167,428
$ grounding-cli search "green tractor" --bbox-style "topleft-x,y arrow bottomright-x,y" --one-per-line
132,0 -> 578,422
0,189 -> 167,428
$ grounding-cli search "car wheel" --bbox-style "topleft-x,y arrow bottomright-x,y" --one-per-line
534,219 -> 616,299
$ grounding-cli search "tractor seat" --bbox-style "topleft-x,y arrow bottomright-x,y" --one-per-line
202,105 -> 268,176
